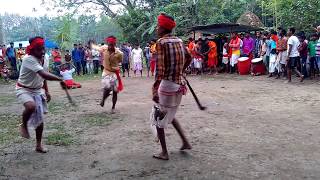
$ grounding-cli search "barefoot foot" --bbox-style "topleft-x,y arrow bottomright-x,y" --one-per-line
153,152 -> 169,160
180,143 -> 192,151
35,146 -> 48,153
20,124 -> 30,139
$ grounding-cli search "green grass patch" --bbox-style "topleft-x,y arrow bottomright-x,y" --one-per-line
46,123 -> 74,146
48,100 -> 69,114
73,72 -> 101,82
0,95 -> 15,106
80,113 -> 120,127
0,114 -> 20,145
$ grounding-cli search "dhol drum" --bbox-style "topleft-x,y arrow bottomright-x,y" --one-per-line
251,58 -> 266,75
237,57 -> 250,75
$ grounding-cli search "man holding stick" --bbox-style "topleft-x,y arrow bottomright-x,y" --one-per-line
152,13 -> 192,160
17,36 -> 66,153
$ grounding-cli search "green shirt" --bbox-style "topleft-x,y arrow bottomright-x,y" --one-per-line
308,41 -> 317,57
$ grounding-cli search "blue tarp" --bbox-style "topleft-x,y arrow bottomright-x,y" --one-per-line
45,39 -> 58,49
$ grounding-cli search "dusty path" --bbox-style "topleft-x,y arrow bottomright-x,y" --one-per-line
1,75 -> 320,180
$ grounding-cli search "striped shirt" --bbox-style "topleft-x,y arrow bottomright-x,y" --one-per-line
316,39 -> 320,57
155,35 -> 192,85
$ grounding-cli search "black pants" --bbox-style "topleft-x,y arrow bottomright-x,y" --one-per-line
75,62 -> 82,75
9,57 -> 17,71
93,60 -> 100,74
81,61 -> 87,75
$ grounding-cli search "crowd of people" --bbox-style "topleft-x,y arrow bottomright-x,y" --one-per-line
187,26 -> 320,83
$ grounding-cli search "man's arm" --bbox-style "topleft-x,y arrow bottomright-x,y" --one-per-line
42,80 -> 51,102
152,42 -> 164,103
287,44 -> 293,60
38,70 -> 63,81
183,46 -> 192,71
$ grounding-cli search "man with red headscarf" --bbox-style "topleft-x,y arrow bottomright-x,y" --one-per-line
100,36 -> 123,114
16,36 -> 66,153
151,13 -> 192,160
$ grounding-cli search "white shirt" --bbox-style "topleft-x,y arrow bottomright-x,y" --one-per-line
131,48 -> 143,63
18,55 -> 44,89
43,53 -> 50,72
287,35 -> 300,57
60,68 -> 75,80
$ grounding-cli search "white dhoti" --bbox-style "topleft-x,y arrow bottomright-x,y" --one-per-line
152,80 -> 183,129
269,53 -> 279,73
193,58 -> 202,69
230,54 -> 239,67
16,88 -> 48,128
278,51 -> 288,65
101,73 -> 118,92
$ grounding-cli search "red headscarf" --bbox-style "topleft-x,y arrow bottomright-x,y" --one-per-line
26,37 -> 45,55
158,13 -> 176,30
105,36 -> 117,45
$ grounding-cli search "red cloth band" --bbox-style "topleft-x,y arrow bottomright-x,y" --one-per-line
158,14 -> 176,30
105,37 -> 117,44
26,38 -> 45,54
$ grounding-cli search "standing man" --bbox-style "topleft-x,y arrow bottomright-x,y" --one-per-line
152,13 -> 192,160
120,43 -> 130,77
17,36 -> 65,153
276,29 -> 288,78
286,27 -> 304,82
144,43 -> 151,77
6,42 -> 17,71
131,44 -> 143,77
51,47 -> 62,76
150,40 -> 157,76
242,32 -> 255,59
72,44 -> 81,76
78,43 -> 86,75
100,36 -> 123,114
205,38 -> 218,75
16,43 -> 25,72
254,32 -> 262,58
229,33 -> 241,73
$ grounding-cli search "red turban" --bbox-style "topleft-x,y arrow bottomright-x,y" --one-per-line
26,37 -> 45,54
105,36 -> 117,44
157,13 -> 176,30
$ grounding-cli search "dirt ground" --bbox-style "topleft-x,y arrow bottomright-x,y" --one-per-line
1,74 -> 320,180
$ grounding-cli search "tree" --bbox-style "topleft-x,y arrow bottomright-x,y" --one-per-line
0,16 -> 4,44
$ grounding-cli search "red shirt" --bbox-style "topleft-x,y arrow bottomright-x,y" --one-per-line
52,50 -> 61,63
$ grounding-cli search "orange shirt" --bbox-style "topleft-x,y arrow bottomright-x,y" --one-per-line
208,41 -> 217,57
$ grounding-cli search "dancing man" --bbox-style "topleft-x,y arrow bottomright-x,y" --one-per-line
152,13 -> 192,160
17,36 -> 66,153
100,36 -> 123,114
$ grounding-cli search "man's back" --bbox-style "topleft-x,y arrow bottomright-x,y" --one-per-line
156,35 -> 191,85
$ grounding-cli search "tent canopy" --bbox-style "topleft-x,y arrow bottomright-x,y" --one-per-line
190,23 -> 263,34
44,39 -> 58,49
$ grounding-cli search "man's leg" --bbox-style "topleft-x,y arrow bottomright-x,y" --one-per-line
100,89 -> 111,107
172,118 -> 192,150
76,62 -> 81,75
111,91 -> 118,112
122,64 -> 126,77
140,70 -> 143,77
154,127 -> 169,160
287,67 -> 292,82
35,123 -> 47,153
20,101 -> 36,139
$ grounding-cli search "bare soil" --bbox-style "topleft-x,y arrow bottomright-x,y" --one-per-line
1,74 -> 320,180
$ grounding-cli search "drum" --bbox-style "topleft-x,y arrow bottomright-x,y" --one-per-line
251,58 -> 263,64
251,58 -> 266,75
237,57 -> 251,75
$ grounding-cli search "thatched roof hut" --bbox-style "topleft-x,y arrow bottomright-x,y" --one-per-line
237,11 -> 264,28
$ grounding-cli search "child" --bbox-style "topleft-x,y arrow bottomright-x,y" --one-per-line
1,65 -> 10,82
222,42 -> 229,73
60,64 -> 81,89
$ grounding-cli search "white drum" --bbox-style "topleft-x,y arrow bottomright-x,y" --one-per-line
252,58 -> 263,63
238,57 -> 249,62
